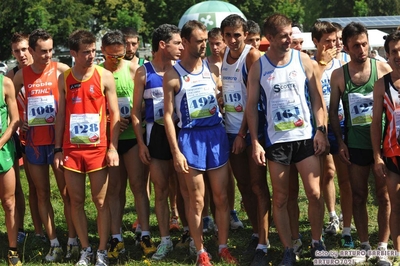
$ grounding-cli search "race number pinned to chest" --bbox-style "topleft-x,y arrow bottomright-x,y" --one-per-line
118,97 -> 131,118
348,92 -> 373,126
223,83 -> 244,113
27,95 -> 56,126
153,98 -> 164,125
70,113 -> 100,144
271,97 -> 305,132
186,85 -> 217,119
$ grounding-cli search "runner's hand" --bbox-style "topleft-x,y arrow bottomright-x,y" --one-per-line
252,142 -> 266,166
173,152 -> 189,174
138,144 -> 151,165
232,135 -> 246,154
54,152 -> 64,169
374,157 -> 387,179
107,149 -> 119,167
338,142 -> 351,165
120,117 -> 129,132
313,131 -> 327,156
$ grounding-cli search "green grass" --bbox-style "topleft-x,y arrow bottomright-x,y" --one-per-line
0,167 -> 388,265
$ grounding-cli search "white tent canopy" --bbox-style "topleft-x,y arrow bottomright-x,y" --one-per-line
301,29 -> 387,50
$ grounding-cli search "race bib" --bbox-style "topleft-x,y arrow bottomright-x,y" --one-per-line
223,83 -> 244,113
348,92 -> 373,126
153,97 -> 164,125
395,109 -> 400,140
271,97 -> 305,132
118,97 -> 131,118
186,85 -> 217,119
70,113 -> 100,145
27,95 -> 56,126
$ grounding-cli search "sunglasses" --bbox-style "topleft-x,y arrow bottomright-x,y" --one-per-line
105,52 -> 125,60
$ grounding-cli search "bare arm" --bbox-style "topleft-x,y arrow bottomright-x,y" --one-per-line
246,58 -> 266,166
57,62 -> 70,73
163,69 -> 188,173
329,68 -> 350,164
103,69 -> 120,166
302,53 -> 327,155
54,73 -> 66,168
371,77 -> 386,178
132,66 -> 151,164
0,77 -> 19,148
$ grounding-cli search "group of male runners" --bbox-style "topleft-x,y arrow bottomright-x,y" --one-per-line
2,11 -> 400,266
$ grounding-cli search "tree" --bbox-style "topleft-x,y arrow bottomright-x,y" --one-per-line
354,0 -> 369,17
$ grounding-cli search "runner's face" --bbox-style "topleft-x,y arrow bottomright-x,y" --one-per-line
387,40 -> 400,70
344,33 -> 369,64
165,33 -> 183,60
270,25 -> 292,53
245,33 -> 261,50
208,36 -> 225,57
336,30 -> 343,52
102,44 -> 125,66
30,39 -> 53,66
290,38 -> 304,51
125,37 -> 139,60
316,32 -> 337,51
75,43 -> 96,67
12,40 -> 32,67
223,25 -> 247,51
187,28 -> 207,58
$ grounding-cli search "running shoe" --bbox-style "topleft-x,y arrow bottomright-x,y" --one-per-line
230,210 -> 244,230
310,240 -> 327,259
219,247 -> 238,264
176,230 -> 190,249
151,241 -> 173,260
107,238 -> 125,259
65,244 -> 80,261
140,235 -> 157,256
132,219 -> 139,231
203,216 -> 215,234
351,243 -> 371,264
75,248 -> 93,266
197,251 -> 212,266
278,247 -> 296,266
250,249 -> 268,266
169,216 -> 181,232
292,238 -> 303,261
95,250 -> 109,266
8,250 -> 22,266
376,246 -> 392,266
340,235 -> 354,248
17,231 -> 26,244
324,216 -> 339,235
45,246 -> 63,262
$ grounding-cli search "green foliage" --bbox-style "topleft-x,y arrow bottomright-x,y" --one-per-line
274,0 -> 305,25
354,0 -> 369,17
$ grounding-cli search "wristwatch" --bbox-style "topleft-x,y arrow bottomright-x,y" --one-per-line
54,147 -> 63,154
318,60 -> 327,66
317,125 -> 326,134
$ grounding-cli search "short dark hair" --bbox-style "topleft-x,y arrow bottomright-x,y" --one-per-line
342,22 -> 368,48
68,30 -> 96,52
152,24 -> 180,53
221,14 -> 247,34
332,22 -> 343,31
121,27 -> 139,39
29,29 -> 52,49
102,30 -> 125,47
208,27 -> 222,40
247,20 -> 261,35
181,20 -> 206,42
11,32 -> 29,46
311,20 -> 337,42
384,31 -> 400,54
263,14 -> 292,37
